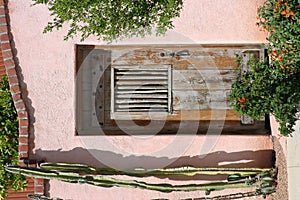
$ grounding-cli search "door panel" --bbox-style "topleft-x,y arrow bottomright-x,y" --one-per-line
76,45 -> 268,135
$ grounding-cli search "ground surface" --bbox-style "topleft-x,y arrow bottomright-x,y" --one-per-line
267,137 -> 288,200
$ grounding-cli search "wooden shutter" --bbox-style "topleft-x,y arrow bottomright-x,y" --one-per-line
111,65 -> 172,119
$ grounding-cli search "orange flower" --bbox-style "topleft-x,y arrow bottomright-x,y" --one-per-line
276,1 -> 283,7
290,11 -> 295,16
238,97 -> 246,103
286,66 -> 290,69
280,65 -> 285,69
274,8 -> 278,12
289,44 -> 293,48
281,10 -> 287,15
280,50 -> 285,54
277,57 -> 283,61
272,28 -> 277,32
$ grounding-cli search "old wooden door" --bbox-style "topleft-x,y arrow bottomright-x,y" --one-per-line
76,44 -> 267,135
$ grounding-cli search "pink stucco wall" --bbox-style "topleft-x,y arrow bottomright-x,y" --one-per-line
9,0 -> 272,199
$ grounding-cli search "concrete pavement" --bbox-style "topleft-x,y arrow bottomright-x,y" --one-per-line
287,120 -> 300,200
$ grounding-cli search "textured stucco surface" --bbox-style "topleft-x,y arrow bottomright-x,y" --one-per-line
9,0 -> 272,199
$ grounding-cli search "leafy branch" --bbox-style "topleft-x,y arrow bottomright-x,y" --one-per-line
33,0 -> 183,42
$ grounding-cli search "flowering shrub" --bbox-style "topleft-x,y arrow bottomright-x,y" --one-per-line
0,75 -> 26,199
230,0 -> 300,136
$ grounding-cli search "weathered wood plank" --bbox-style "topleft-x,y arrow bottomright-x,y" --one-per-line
115,80 -> 168,85
173,70 -> 236,90
95,81 -> 105,126
115,94 -> 168,99
100,119 -> 268,135
90,53 -> 105,126
77,49 -> 109,130
115,85 -> 168,90
116,71 -> 168,75
103,90 -> 231,111
116,90 -> 168,94
114,64 -> 169,69
108,110 -> 240,121
173,90 -> 231,110
115,75 -> 168,80
87,44 -> 264,50
116,99 -> 168,104
115,109 -> 168,112
116,104 -> 168,108
103,118 -> 247,128
109,47 -> 241,69
169,110 -> 240,121
111,49 -> 173,65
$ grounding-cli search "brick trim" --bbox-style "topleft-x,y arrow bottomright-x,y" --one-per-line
0,0 -> 29,164
0,0 -> 45,196
34,178 -> 45,195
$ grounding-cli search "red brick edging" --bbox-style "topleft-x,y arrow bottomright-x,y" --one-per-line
0,0 -> 44,196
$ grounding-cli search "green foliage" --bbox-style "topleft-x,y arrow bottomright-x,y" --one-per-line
0,75 -> 26,199
230,55 -> 300,136
230,0 -> 300,136
258,0 -> 300,74
33,0 -> 183,42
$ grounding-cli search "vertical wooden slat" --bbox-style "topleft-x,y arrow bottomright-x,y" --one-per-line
76,48 -> 111,134
91,53 -> 103,127
168,65 -> 172,113
110,66 -> 115,117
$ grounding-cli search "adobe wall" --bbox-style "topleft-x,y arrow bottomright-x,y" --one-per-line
8,0 -> 272,199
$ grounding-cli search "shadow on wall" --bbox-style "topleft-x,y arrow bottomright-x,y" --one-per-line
36,147 -> 274,196
34,147 -> 274,170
